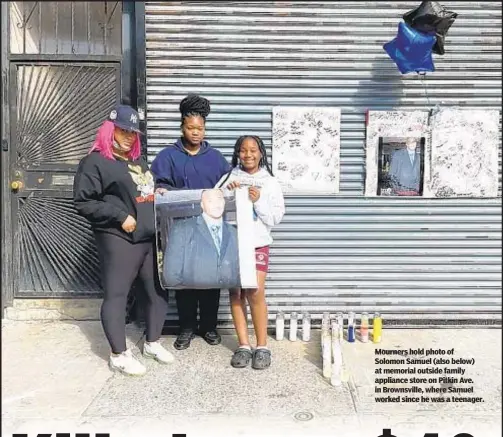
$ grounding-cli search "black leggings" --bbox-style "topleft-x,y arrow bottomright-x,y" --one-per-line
95,232 -> 168,354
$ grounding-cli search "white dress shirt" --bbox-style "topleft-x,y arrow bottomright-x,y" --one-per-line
408,150 -> 415,165
202,213 -> 223,252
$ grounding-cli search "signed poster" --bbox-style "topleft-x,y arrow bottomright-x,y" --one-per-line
425,108 -> 500,198
365,110 -> 430,197
272,107 -> 341,194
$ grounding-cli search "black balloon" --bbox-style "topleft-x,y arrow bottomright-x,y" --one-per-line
403,1 -> 457,55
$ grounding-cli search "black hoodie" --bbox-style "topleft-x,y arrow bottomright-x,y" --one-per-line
73,151 -> 155,243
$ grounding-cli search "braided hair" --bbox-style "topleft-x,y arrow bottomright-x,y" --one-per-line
233,135 -> 274,176
179,94 -> 211,126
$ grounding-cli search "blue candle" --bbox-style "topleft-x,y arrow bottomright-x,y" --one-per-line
348,325 -> 356,342
348,311 -> 356,342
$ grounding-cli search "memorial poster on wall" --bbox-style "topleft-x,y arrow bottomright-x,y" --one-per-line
272,107 -> 341,194
425,108 -> 500,198
365,110 -> 430,197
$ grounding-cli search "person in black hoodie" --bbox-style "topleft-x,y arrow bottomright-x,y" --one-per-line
151,94 -> 231,350
73,104 -> 173,376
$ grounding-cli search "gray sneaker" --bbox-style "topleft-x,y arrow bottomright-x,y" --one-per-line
252,348 -> 271,370
231,347 -> 253,368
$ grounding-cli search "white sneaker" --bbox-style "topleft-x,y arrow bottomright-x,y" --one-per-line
143,340 -> 175,364
109,349 -> 146,376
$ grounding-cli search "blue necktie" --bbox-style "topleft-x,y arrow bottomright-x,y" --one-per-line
211,225 -> 221,256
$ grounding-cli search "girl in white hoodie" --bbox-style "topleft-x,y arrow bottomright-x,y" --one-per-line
216,135 -> 285,370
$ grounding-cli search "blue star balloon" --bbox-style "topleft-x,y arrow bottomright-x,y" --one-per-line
383,21 -> 436,74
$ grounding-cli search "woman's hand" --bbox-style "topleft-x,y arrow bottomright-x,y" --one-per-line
249,186 -> 261,203
226,181 -> 241,190
122,215 -> 137,233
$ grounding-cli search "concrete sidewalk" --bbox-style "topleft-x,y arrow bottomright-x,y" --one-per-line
1,320 -> 501,437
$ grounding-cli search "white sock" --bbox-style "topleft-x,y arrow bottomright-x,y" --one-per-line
238,344 -> 252,350
256,346 -> 269,350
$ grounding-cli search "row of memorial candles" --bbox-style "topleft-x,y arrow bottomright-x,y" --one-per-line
275,312 -> 384,386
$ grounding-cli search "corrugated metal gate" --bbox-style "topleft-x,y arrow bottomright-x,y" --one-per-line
144,1 -> 502,325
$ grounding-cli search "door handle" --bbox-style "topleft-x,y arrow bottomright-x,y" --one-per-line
11,180 -> 23,191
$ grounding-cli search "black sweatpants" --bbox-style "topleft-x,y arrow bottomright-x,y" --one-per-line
95,232 -> 168,354
175,289 -> 220,334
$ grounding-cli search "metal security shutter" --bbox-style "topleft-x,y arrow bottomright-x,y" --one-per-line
145,2 -> 502,325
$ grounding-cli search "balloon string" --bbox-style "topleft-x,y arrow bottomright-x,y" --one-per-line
418,73 -> 432,106
419,73 -> 435,185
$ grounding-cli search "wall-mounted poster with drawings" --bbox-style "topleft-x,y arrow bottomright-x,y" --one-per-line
272,107 -> 341,194
425,108 -> 500,198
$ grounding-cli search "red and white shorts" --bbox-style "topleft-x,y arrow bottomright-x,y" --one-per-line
255,246 -> 270,273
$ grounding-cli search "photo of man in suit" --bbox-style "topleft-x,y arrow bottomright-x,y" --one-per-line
388,137 -> 423,195
163,188 -> 240,289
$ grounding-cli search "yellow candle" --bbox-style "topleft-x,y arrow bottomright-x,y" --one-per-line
373,312 -> 383,343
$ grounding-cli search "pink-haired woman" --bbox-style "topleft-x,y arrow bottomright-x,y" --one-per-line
73,104 -> 173,376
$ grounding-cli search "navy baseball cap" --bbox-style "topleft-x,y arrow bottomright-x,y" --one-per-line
108,104 -> 142,134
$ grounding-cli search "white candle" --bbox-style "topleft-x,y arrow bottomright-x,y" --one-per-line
331,338 -> 343,387
276,311 -> 285,341
322,331 -> 332,379
302,312 -> 311,342
289,312 -> 298,341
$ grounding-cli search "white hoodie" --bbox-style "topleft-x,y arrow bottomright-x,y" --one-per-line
216,167 -> 285,248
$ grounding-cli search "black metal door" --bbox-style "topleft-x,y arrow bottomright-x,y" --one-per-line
9,62 -> 120,297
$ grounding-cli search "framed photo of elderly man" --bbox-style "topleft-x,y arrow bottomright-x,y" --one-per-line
155,188 -> 257,291
377,136 -> 426,197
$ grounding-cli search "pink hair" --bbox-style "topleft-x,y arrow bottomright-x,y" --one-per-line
89,120 -> 141,161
